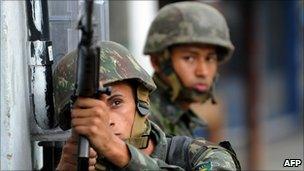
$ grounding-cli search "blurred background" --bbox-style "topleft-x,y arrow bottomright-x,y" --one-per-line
47,0 -> 304,170
107,1 -> 304,170
1,0 -> 302,170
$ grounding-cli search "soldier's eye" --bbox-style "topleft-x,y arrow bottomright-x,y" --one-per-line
206,54 -> 217,63
182,56 -> 195,63
110,99 -> 123,108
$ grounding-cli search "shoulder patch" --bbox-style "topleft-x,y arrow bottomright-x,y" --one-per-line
195,161 -> 212,171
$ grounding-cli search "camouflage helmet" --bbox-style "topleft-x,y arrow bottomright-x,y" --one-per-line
53,41 -> 156,138
144,1 -> 234,62
53,41 -> 156,115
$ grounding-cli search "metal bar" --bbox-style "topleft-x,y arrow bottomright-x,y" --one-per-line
25,1 -> 60,170
99,0 -> 110,41
26,0 -> 55,130
241,2 -> 261,170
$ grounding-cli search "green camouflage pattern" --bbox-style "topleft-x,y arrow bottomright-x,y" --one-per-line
53,41 -> 156,120
98,42 -> 156,90
95,121 -> 239,170
144,1 -> 234,62
143,1 -> 232,138
148,74 -> 210,138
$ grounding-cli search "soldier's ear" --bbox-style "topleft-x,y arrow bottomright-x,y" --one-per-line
150,55 -> 160,72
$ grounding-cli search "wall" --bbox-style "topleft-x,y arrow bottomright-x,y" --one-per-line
127,1 -> 158,75
0,1 -> 32,169
109,1 -> 158,75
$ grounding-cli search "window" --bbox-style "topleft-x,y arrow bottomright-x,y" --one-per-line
48,0 -> 109,65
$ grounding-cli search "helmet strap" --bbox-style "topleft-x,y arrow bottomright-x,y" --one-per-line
210,73 -> 219,104
126,112 -> 150,149
159,49 -> 183,101
125,84 -> 151,149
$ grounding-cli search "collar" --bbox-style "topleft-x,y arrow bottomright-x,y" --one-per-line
152,74 -> 200,124
149,120 -> 168,161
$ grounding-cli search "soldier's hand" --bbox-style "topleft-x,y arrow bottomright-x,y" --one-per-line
71,97 -> 116,154
88,147 -> 97,171
56,136 -> 78,170
56,135 -> 97,171
71,97 -> 130,168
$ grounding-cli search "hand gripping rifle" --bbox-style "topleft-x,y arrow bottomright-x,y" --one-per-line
76,0 -> 110,170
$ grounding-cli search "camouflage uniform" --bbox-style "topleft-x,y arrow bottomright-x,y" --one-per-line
53,41 -> 240,170
143,2 -> 234,138
149,74 -> 209,138
95,121 -> 240,171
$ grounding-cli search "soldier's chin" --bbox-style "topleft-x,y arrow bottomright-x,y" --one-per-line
180,95 -> 205,103
191,97 -> 204,103
178,88 -> 209,103
194,89 -> 208,94
191,92 -> 210,103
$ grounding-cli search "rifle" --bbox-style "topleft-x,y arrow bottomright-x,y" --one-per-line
75,0 -> 110,170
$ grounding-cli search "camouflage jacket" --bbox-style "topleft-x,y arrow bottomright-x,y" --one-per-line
95,121 -> 238,170
149,74 -> 209,138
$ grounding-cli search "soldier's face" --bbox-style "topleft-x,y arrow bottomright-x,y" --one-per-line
99,82 -> 136,140
171,44 -> 218,93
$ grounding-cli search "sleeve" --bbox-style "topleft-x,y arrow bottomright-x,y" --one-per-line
189,140 -> 237,171
123,143 -> 184,171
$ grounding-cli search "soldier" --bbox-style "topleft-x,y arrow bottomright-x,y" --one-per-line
54,41 -> 240,170
143,2 -> 234,139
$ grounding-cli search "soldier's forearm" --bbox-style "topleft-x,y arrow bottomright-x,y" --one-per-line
97,135 -> 131,168
122,144 -> 184,171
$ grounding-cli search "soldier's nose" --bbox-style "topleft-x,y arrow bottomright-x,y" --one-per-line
195,62 -> 208,77
109,117 -> 115,127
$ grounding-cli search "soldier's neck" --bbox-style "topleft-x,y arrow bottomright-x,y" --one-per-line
179,101 -> 191,111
